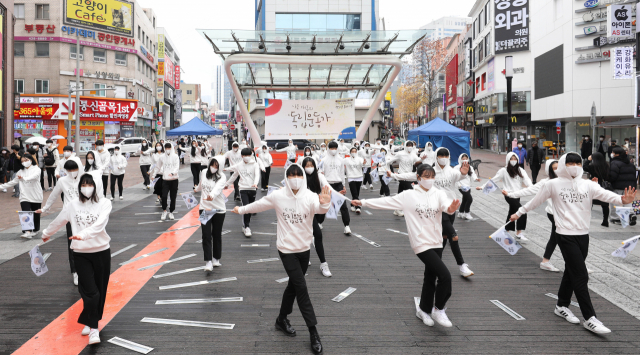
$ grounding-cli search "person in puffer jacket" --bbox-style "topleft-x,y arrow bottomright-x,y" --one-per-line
607,146 -> 637,224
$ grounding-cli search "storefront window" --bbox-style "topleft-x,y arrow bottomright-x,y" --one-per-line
501,91 -> 528,112
491,94 -> 498,113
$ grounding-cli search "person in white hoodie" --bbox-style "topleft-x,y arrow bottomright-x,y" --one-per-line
419,142 -> 437,166
194,158 -> 228,271
188,140 -> 203,188
226,148 -> 260,237
150,142 -> 165,204
0,152 -> 43,239
199,141 -> 213,172
477,152 -> 532,240
321,141 -> 352,235
41,173 -> 112,345
385,141 -> 422,216
151,143 -> 180,221
359,142 -> 374,190
376,147 -> 391,197
224,142 -> 243,201
346,146 -> 367,214
276,139 -> 298,164
296,146 -> 316,165
337,139 -> 350,158
233,164 -> 330,355
454,153 -> 480,220
351,164 -> 460,328
109,146 -> 127,201
257,144 -> 273,191
137,139 -> 153,190
55,146 -> 83,179
94,140 -> 110,196
510,152 -> 635,334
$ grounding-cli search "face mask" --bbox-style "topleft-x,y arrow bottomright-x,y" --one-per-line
321,147 -> 326,151
210,167 -> 218,173
288,142 -> 293,146
142,143 -> 147,146
510,160 -> 517,166
518,144 -> 522,148
166,151 -> 171,155
81,186 -> 94,197
305,167 -> 315,175
192,145 -> 197,148
233,148 -> 238,152
426,146 -> 432,151
97,145 -> 103,151
70,171 -> 79,178
407,147 -> 414,153
156,146 -> 162,151
47,144 -> 52,148
87,159 -> 94,165
437,158 -> 448,166
305,152 -> 311,156
376,141 -> 381,145
351,152 -> 358,157
288,177 -> 304,190
64,152 -> 71,158
329,149 -> 337,156
566,166 -> 583,178
243,156 -> 251,163
600,138 -> 604,141
22,161 -> 32,168
115,151 -> 121,156
418,179 -> 435,190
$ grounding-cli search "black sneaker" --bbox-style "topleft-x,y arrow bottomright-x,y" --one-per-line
274,317 -> 296,337
310,332 -> 323,354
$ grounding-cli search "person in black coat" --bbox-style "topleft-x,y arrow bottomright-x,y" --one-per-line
584,152 -> 610,227
596,135 -> 609,157
527,141 -> 545,184
580,136 -> 593,159
607,139 -> 618,161
608,147 -> 637,223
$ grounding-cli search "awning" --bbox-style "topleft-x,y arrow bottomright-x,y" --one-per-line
596,118 -> 640,128
166,118 -> 223,136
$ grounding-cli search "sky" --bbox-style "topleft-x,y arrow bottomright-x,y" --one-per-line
137,0 -> 478,104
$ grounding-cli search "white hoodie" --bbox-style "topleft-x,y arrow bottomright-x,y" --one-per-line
508,160 -> 556,215
361,185 -> 453,254
223,144 -> 243,166
195,169 -> 228,212
110,152 -> 128,175
152,150 -> 180,181
256,148 -> 274,167
137,144 -> 153,165
297,149 -> 317,165
481,152 -> 532,193
516,153 -> 622,235
55,152 -> 84,177
386,141 -> 421,178
42,169 -> 105,212
238,165 -> 330,253
420,142 -> 437,166
321,152 -> 346,184
454,153 -> 478,188
276,143 -> 298,160
345,153 -> 366,180
42,196 -> 112,253
150,151 -> 164,176
0,165 -> 43,203
358,145 -> 373,168
96,148 -> 111,176
226,159 -> 260,190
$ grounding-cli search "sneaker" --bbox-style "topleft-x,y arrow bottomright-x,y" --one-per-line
20,232 -> 32,239
554,306 -> 580,324
416,308 -> 434,326
431,307 -> 453,327
212,258 -> 222,267
540,261 -> 560,272
320,262 -> 332,277
119,196 -> 124,200
456,212 -> 462,218
161,211 -> 168,221
344,226 -> 352,235
369,185 -> 373,190
235,196 -> 241,201
155,198 -> 160,205
244,227 -> 252,237
318,223 -> 323,230
147,186 -> 151,190
393,210 -> 400,216
88,329 -> 100,344
459,263 -> 474,277
143,186 -> 147,190
583,316 -> 611,334
380,194 -> 384,197
109,196 -> 114,201
355,208 -> 361,215
350,206 -> 356,212
516,233 -> 528,241
204,261 -> 213,271
168,213 -> 175,220
73,272 -> 79,286
397,210 -> 404,217
464,213 -> 474,220
81,325 -> 90,336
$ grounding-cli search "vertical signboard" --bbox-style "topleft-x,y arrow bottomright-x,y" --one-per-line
175,89 -> 182,121
495,0 -> 529,54
487,58 -> 495,93
157,34 -> 164,101
445,54 -> 458,108
175,65 -> 181,89
608,5 -> 632,38
612,47 -> 633,79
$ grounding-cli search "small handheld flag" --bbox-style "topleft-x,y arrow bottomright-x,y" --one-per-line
611,235 -> 639,258
29,245 -> 48,276
483,179 -> 498,194
489,226 -> 522,255
615,207 -> 633,228
181,192 -> 199,209
18,211 -> 35,231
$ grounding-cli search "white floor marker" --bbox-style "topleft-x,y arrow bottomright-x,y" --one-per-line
364,210 -> 373,215
387,228 -> 408,235
138,254 -> 197,271
252,232 -> 276,235
138,220 -> 164,225
545,293 -> 580,308
111,244 -> 137,257
107,337 -> 154,354
247,258 -> 279,264
156,225 -> 200,234
332,287 -> 357,302
153,266 -> 206,279
276,274 -> 307,283
490,300 -> 525,320
42,253 -> 51,262
140,317 -> 234,330
159,277 -> 237,290
135,212 -> 164,215
352,233 -> 381,247
120,248 -> 168,266
155,297 -> 243,305
241,244 -> 270,247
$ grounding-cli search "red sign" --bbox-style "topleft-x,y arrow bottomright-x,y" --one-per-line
69,98 -> 138,122
445,54 -> 458,106
25,24 -> 55,34
175,66 -> 181,90
14,104 -> 60,120
457,107 -> 463,116
457,97 -> 463,106
164,57 -> 176,88
230,124 -> 236,130
556,127 -> 561,134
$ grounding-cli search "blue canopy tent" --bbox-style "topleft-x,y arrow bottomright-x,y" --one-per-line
408,118 -> 470,165
166,118 -> 223,136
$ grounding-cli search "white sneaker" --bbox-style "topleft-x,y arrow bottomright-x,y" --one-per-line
109,196 -> 114,201
212,258 -> 222,267
456,212 -> 462,218
81,325 -> 90,336
540,261 -> 560,272
355,208 -> 361,215
88,329 -> 101,344
350,206 -> 356,212
320,262 -> 332,277
369,185 -> 373,190
515,233 -> 528,241
464,213 -> 474,220
318,223 -> 323,230
431,307 -> 453,327
583,316 -> 611,334
1,188 -> 6,193
73,272 -> 79,286
244,227 -> 252,237
155,197 -> 161,204
119,196 -> 124,200
554,306 -> 580,324
380,194 -> 384,197
168,213 -> 175,220
20,232 -> 32,239
459,263 -> 474,277
204,261 -> 213,271
393,210 -> 400,216
397,210 -> 404,217
344,226 -> 352,235
143,186 -> 147,190
416,308 -> 434,326
161,211 -> 168,221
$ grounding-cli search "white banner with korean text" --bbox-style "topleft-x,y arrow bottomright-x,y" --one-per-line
612,47 -> 633,79
264,99 -> 356,140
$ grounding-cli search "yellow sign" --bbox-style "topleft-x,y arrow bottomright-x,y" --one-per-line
385,91 -> 392,101
466,106 -> 474,113
68,112 -> 74,120
158,34 -> 165,59
157,78 -> 163,87
543,141 -> 554,148
64,0 -> 134,37
511,116 -> 517,122
158,61 -> 165,76
89,90 -> 97,95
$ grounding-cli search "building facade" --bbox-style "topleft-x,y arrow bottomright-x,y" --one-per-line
180,82 -> 201,124
156,27 -> 180,137
420,16 -> 471,41
0,1 -> 14,147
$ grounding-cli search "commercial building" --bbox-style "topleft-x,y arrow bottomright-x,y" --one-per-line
0,1 -> 14,147
180,82 -> 201,123
13,0 -> 159,148
420,16 -> 471,41
156,27 -> 180,136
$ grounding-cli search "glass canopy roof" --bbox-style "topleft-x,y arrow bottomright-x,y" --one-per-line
197,29 -> 428,100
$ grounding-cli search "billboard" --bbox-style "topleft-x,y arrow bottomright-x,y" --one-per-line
64,0 -> 134,37
164,57 -> 175,88
494,0 -> 529,54
445,54 -> 458,108
264,99 -> 356,139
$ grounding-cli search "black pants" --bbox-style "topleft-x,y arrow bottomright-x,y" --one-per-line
161,179 -> 179,212
593,200 -> 609,223
312,215 -> 326,263
39,168 -> 45,189
531,164 -> 541,184
153,174 -> 163,197
458,188 -> 473,213
556,233 -> 595,320
110,174 -> 124,197
544,214 -> 558,260
261,167 -> 271,189
329,182 -> 350,226
191,163 -> 201,187
417,248 -> 451,313
348,181 -> 362,210
140,165 -> 151,186
363,167 -> 372,185
278,250 -> 317,328
441,213 -> 465,265
200,211 -> 225,261
101,175 -> 109,196
46,167 -> 57,188
200,165 -> 207,172
504,196 -> 527,231
379,175 -> 390,196
240,190 -> 257,228
66,222 -> 75,273
233,177 -> 240,199
19,201 -> 41,232
398,180 -> 414,195
74,249 -> 111,329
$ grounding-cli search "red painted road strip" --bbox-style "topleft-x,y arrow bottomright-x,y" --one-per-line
13,190 -> 232,355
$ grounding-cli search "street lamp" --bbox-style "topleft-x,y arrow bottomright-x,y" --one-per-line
505,56 -> 513,152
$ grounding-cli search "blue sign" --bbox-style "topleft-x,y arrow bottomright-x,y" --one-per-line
556,120 -> 561,127
583,26 -> 598,35
584,0 -> 599,8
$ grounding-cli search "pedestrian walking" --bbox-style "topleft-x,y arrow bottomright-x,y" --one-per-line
385,141 -> 422,216
0,148 -> 8,184
9,145 -> 24,197
345,146 -> 367,214
607,147 -> 636,224
455,153 -> 479,220
95,140 -> 110,196
584,152 -> 610,227
225,148 -> 260,237
512,142 -> 527,170
137,139 -> 152,190
0,153 -> 43,239
151,143 -> 180,221
43,139 -> 60,191
580,136 -> 593,160
189,140 -> 202,188
320,141 -> 352,235
360,142 -> 374,190
527,140 -> 545,184
31,142 -> 46,189
376,148 -> 391,197
607,140 -> 618,162
109,147 -> 127,201
256,144 -> 273,191
595,135 -> 608,157
194,158 -> 227,271
150,142 -> 165,205
223,142 -> 242,201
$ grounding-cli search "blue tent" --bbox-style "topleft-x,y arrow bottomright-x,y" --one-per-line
166,118 -> 223,136
408,118 -> 470,165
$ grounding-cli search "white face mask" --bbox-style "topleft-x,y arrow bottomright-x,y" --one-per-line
518,144 -> 522,148
142,143 -> 147,146
328,149 -> 337,156
156,146 -> 162,151
47,143 -> 52,148
305,151 -> 311,156
243,156 -> 251,163
233,148 -> 238,152
376,141 -> 381,145
64,152 -> 71,158
437,158 -> 448,166
81,186 -> 94,197
70,171 -> 79,178
87,159 -> 94,165
97,145 -> 104,151
166,151 -> 171,155
407,147 -> 414,153
115,150 -> 121,155
321,147 -> 326,151
305,167 -> 315,175
288,177 -> 304,190
566,166 -> 583,178
509,160 -> 518,166
22,161 -> 32,168
210,167 -> 218,173
351,152 -> 358,157
600,138 -> 604,141
426,146 -> 432,151
418,178 -> 435,190
288,142 -> 293,146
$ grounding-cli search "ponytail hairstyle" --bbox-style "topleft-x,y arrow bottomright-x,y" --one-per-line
302,157 -> 321,194
205,158 -> 221,181
200,144 -> 208,157
84,151 -> 98,172
78,174 -> 98,203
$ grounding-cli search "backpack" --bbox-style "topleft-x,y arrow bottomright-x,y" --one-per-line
44,149 -> 55,166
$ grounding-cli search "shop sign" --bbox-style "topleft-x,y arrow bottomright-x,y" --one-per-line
42,120 -> 58,130
139,45 -> 154,62
612,46 -> 633,79
94,71 -> 121,80
593,35 -> 635,48
457,97 -> 463,106
457,107 -> 463,116
158,61 -> 164,76
39,98 -> 54,103
608,5 -> 632,37
14,121 -> 43,130
157,88 -> 164,101
61,25 -> 134,46
175,66 -> 181,90
77,98 -> 138,121
63,0 -> 134,37
20,97 -> 35,103
164,57 -> 176,88
584,0 -> 599,8
157,34 -> 164,59
14,104 -> 60,120
24,24 -> 55,34
495,0 -> 529,54
127,91 -> 134,98
577,50 -> 611,63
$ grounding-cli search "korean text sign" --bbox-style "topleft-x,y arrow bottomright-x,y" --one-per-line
64,0 -> 134,37
494,0 -> 529,54
612,47 -> 633,79
264,99 -> 356,139
608,5 -> 632,38
78,98 -> 138,121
